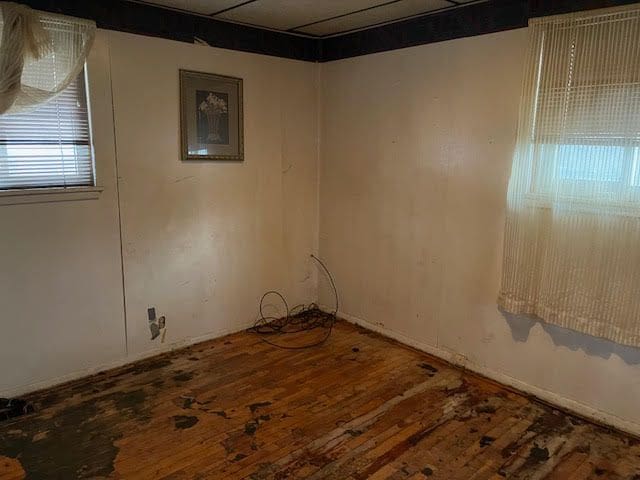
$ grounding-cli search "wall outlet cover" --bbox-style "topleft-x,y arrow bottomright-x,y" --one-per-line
150,322 -> 160,340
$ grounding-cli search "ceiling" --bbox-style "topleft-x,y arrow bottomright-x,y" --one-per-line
132,0 -> 488,37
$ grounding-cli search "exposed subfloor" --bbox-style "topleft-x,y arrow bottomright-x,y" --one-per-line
1,321 -> 639,479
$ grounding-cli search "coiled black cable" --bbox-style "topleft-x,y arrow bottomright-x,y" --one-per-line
250,254 -> 338,349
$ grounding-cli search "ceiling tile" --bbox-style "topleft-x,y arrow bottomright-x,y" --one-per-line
297,0 -> 450,36
140,0 -> 243,16
137,0 -> 490,36
216,0 -> 397,31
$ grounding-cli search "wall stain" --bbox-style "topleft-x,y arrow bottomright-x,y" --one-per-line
173,175 -> 195,184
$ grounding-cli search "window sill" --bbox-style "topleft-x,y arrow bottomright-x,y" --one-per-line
0,186 -> 104,206
522,193 -> 640,218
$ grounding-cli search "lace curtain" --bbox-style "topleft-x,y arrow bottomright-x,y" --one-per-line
0,2 -> 95,115
498,5 -> 640,347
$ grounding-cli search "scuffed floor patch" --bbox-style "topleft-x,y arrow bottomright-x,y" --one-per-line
0,321 -> 638,479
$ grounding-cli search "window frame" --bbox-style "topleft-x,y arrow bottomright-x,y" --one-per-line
0,67 -> 101,205
520,21 -> 640,211
529,143 -> 640,194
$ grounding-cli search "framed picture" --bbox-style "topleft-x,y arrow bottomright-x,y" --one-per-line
179,70 -> 244,161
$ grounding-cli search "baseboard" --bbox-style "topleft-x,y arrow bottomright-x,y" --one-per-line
334,309 -> 640,438
1,321 -> 255,399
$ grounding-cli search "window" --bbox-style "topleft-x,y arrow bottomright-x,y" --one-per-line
522,11 -> 640,205
499,5 -> 640,348
0,69 -> 94,190
530,143 -> 640,201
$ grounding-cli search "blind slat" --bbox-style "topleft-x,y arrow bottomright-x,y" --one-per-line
0,70 -> 94,189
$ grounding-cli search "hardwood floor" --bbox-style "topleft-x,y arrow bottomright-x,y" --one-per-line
1,320 -> 639,479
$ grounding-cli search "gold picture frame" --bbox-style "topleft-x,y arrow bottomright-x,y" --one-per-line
179,70 -> 244,161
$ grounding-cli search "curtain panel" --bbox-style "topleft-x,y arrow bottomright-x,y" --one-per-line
498,5 -> 640,347
0,2 -> 95,115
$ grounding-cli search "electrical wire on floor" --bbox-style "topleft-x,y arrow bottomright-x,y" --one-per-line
249,254 -> 338,349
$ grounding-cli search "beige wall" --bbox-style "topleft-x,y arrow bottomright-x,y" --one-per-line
2,23 -> 639,435
0,30 -> 319,396
0,34 -> 126,395
318,29 -> 640,433
108,32 -> 319,356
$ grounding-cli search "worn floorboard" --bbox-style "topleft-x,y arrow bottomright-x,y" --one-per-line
1,321 -> 639,479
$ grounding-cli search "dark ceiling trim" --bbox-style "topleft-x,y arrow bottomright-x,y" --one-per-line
304,0 -> 490,39
15,0 -> 319,62
12,0 -> 640,64
319,0 -> 640,62
320,0 -> 527,62
528,0 -> 639,17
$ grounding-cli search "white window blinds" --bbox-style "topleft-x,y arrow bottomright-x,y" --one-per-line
0,70 -> 94,189
527,9 -> 640,204
498,5 -> 640,347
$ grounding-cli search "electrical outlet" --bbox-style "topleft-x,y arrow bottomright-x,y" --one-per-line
148,307 -> 166,340
150,322 -> 160,340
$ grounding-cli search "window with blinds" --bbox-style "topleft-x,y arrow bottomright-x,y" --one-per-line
0,69 -> 94,190
499,5 -> 640,348
526,10 -> 640,203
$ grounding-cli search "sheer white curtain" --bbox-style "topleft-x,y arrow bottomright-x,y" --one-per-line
498,5 -> 640,347
0,2 -> 95,115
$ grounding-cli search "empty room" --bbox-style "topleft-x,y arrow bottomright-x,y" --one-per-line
1,0 -> 640,478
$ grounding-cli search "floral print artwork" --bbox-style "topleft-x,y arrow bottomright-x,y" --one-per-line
197,90 -> 229,144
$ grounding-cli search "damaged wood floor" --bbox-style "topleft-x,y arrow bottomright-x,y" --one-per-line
1,321 -> 639,479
